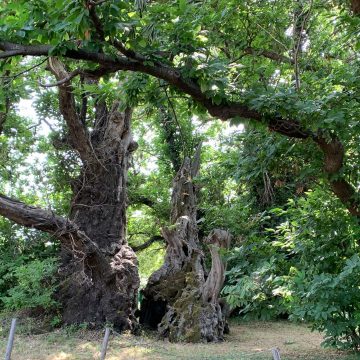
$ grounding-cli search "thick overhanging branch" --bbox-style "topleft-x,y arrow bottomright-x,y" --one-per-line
0,193 -> 64,232
0,193 -> 102,256
0,42 -> 304,130
314,133 -> 360,217
0,41 -> 358,217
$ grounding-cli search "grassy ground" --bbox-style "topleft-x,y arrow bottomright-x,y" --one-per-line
1,318 -> 360,360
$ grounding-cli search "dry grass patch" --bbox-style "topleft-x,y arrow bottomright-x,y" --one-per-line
1,320 -> 358,359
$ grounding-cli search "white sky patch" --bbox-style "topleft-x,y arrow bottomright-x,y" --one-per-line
17,151 -> 49,197
10,98 -> 51,200
133,128 -> 159,175
172,16 -> 180,23
24,152 -> 47,166
222,122 -> 244,136
270,69 -> 283,87
203,121 -> 244,149
190,116 -> 246,150
18,99 -> 37,121
132,210 -> 144,217
285,26 -> 310,52
302,39 -> 310,51
285,26 -> 293,37
139,156 -> 158,175
18,98 -> 55,136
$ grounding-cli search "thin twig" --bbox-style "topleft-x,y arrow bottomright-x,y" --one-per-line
39,69 -> 82,87
89,0 -> 108,5
293,0 -> 313,91
162,83 -> 187,159
0,58 -> 48,81
255,23 -> 288,50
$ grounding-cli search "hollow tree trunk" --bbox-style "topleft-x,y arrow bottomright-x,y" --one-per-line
47,59 -> 140,331
140,146 -> 231,342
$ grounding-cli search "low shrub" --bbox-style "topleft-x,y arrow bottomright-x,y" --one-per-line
1,257 -> 59,312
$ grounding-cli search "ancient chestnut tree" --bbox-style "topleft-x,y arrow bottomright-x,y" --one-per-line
0,0 -> 359,334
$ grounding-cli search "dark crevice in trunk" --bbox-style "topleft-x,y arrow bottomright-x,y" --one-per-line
351,0 -> 360,15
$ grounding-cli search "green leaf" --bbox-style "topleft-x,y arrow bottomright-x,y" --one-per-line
179,0 -> 187,13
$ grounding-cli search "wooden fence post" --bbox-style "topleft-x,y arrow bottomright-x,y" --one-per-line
271,347 -> 281,360
4,318 -> 17,360
100,327 -> 111,360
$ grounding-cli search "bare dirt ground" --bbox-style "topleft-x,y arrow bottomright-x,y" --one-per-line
0,320 -> 358,360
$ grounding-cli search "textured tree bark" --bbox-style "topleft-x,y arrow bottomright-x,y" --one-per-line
315,133 -> 360,218
351,0 -> 360,15
140,146 -> 231,342
45,58 -> 140,330
58,108 -> 139,330
0,71 -> 10,136
57,98 -> 139,330
0,112 -> 6,135
0,58 -> 140,331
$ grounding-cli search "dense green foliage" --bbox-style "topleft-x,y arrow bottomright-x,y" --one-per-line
218,132 -> 360,350
0,219 -> 59,312
1,257 -> 58,311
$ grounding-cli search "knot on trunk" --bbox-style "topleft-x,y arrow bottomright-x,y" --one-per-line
111,245 -> 139,276
205,229 -> 231,248
315,132 -> 344,175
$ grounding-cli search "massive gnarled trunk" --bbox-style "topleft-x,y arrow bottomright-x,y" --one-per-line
58,108 -> 139,330
140,146 -> 231,342
49,58 -> 139,330
0,58 -> 140,331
